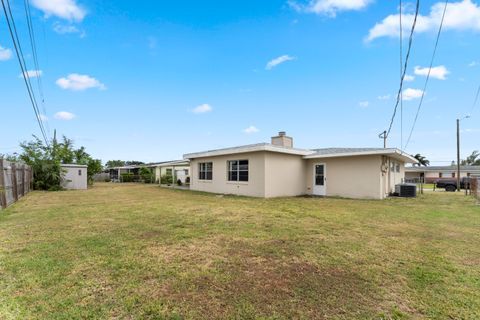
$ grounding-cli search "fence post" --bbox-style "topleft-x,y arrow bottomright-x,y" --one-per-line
0,159 -> 6,209
21,164 -> 25,197
11,162 -> 18,202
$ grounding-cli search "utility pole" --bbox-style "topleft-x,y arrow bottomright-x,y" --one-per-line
457,119 -> 461,192
457,115 -> 471,191
379,130 -> 387,148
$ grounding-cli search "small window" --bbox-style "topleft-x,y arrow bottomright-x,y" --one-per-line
452,172 -> 455,178
166,168 -> 173,176
199,162 -> 213,180
78,169 -> 82,176
390,162 -> 395,172
184,169 -> 189,175
395,163 -> 400,173
227,160 -> 248,182
439,172 -> 443,178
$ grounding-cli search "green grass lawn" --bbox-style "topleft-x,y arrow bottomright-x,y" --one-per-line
1,183 -> 479,319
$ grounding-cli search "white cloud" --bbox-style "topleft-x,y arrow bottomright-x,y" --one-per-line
19,70 -> 43,79
31,0 -> 86,21
367,0 -> 480,41
39,114 -> 48,121
404,74 -> 415,81
377,94 -> 391,100
243,125 -> 259,134
54,111 -> 76,120
402,88 -> 424,100
414,65 -> 449,80
290,0 -> 372,17
468,61 -> 479,67
192,104 -> 212,114
53,23 -> 85,37
266,55 -> 295,70
56,73 -> 106,91
358,101 -> 369,108
0,46 -> 12,61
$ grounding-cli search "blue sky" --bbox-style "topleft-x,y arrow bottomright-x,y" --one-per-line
1,0 -> 479,164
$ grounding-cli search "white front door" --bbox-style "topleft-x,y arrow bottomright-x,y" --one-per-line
312,163 -> 326,196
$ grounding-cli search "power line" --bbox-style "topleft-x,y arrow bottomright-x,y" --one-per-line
469,84 -> 480,115
384,0 -> 420,138
404,0 -> 448,150
1,0 -> 49,146
400,0 -> 403,150
23,0 -> 50,136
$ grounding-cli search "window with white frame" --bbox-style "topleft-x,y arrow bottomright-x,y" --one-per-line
227,160 -> 248,182
395,163 -> 400,173
198,162 -> 213,180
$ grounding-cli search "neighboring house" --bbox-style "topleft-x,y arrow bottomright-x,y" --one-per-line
405,166 -> 480,183
108,160 -> 190,184
152,160 -> 190,185
61,164 -> 88,190
183,132 -> 417,199
109,165 -> 140,182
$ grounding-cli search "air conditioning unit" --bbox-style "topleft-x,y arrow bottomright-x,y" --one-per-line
395,183 -> 417,198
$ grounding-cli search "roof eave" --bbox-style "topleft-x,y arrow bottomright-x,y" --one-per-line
303,149 -> 418,163
184,145 -> 313,159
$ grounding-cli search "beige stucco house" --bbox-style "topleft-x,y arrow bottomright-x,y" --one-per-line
183,132 -> 417,199
153,160 -> 190,185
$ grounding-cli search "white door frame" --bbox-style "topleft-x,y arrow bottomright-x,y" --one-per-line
312,163 -> 326,196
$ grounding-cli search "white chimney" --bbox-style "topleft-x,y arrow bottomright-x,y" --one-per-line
271,131 -> 293,148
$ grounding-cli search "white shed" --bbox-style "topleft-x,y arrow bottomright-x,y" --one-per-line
61,164 -> 88,190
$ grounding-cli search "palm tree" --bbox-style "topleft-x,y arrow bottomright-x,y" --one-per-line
461,150 -> 480,166
413,153 -> 430,167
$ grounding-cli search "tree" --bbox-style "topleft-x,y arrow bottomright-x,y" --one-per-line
105,160 -> 125,168
20,136 -> 63,190
125,161 -> 144,166
461,150 -> 480,166
0,153 -> 19,161
412,154 -> 430,167
18,135 -> 102,190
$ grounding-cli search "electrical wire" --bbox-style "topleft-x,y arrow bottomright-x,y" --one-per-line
385,0 -> 420,138
23,0 -> 50,136
469,84 -> 480,115
404,0 -> 448,150
399,0 -> 403,151
1,0 -> 49,146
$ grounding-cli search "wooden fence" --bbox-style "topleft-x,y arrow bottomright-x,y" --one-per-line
472,176 -> 480,202
0,159 -> 33,210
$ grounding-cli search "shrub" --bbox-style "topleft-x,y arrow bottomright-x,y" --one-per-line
121,172 -> 134,182
139,167 -> 154,183
160,174 -> 173,185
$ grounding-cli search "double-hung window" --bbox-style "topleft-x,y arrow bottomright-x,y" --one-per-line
198,162 -> 213,180
227,160 -> 248,182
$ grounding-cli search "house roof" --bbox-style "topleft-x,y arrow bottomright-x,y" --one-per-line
183,143 -> 314,159
405,165 -> 480,172
303,148 -> 418,163
61,164 -> 88,168
147,159 -> 190,167
184,144 -> 418,163
109,159 -> 190,170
